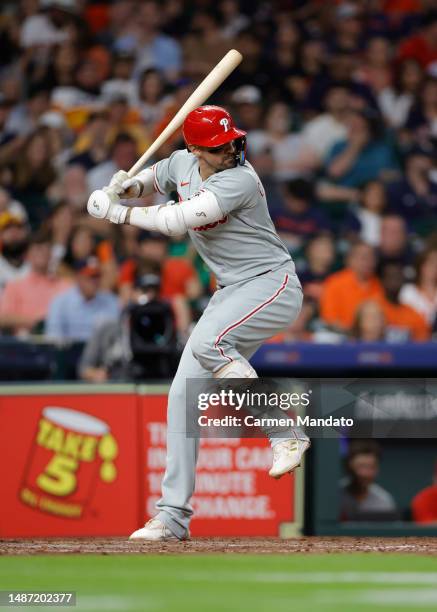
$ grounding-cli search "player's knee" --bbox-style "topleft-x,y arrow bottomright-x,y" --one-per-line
214,359 -> 258,379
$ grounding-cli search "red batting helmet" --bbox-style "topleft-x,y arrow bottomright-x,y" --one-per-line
183,105 -> 246,148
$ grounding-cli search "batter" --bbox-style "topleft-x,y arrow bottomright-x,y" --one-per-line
87,105 -> 310,540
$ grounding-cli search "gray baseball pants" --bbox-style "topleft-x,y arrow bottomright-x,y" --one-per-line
156,261 -> 304,539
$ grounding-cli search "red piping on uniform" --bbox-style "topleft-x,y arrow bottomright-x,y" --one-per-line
214,273 -> 289,363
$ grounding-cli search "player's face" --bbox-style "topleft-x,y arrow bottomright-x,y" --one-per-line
192,141 -> 237,173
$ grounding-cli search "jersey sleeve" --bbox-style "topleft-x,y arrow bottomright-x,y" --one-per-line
206,168 -> 259,215
153,150 -> 186,195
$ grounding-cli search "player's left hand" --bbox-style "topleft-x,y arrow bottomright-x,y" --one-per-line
87,188 -> 127,224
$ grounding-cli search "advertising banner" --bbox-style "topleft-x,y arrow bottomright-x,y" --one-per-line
141,395 -> 298,536
0,392 -> 140,537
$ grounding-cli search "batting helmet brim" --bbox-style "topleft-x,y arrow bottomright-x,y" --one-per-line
184,127 -> 247,148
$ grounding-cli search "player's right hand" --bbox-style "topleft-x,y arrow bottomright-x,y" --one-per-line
120,176 -> 143,198
109,170 -> 142,198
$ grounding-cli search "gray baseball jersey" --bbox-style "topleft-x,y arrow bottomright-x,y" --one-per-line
154,150 -> 294,287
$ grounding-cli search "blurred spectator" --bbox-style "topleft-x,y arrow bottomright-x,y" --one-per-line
378,214 -> 413,271
377,59 -> 424,129
340,440 -> 398,521
231,85 -> 263,132
45,256 -> 119,341
0,186 -> 28,223
397,11 -> 437,69
38,110 -> 72,169
20,0 -> 76,50
248,103 -> 310,181
79,270 -> 177,382
43,201 -> 74,272
0,213 -> 30,294
330,3 -> 364,55
351,180 -> 387,247
324,108 -> 398,188
350,300 -> 387,342
6,85 -> 51,137
404,77 -> 437,151
376,261 -> 430,341
219,0 -> 250,40
182,11 -> 231,79
116,0 -> 182,81
135,68 -> 169,127
299,235 -> 336,302
100,51 -> 136,106
386,150 -> 437,234
54,164 -> 89,212
0,230 -> 70,335
272,179 -> 331,253
8,127 -> 57,229
400,248 -> 437,328
299,83 -> 350,168
355,36 -> 393,95
68,111 -> 110,171
411,460 -> 437,524
320,242 -> 384,331
60,225 -> 117,290
0,95 -> 21,160
87,132 -> 138,193
220,28 -> 272,94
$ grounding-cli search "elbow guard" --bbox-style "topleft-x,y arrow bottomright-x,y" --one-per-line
156,190 -> 223,236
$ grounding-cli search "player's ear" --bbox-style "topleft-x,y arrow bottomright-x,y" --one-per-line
188,144 -> 200,158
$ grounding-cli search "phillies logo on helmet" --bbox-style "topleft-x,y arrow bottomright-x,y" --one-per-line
220,118 -> 230,132
182,105 -> 246,148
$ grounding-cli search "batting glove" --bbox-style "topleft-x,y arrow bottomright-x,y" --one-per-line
87,188 -> 128,224
120,176 -> 143,198
109,170 -> 143,198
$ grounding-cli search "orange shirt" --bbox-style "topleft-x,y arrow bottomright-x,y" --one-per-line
375,296 -> 430,341
412,486 -> 437,524
320,269 -> 384,329
119,257 -> 197,298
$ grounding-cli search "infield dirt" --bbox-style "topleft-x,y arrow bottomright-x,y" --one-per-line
2,537 -> 437,555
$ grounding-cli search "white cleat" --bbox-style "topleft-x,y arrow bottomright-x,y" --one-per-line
269,439 -> 310,479
129,518 -> 185,541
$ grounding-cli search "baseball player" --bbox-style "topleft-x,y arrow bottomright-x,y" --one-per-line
87,105 -> 310,540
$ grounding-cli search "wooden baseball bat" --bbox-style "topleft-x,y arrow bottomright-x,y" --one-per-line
127,49 -> 243,177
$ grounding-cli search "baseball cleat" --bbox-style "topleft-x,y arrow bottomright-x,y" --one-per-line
269,439 -> 310,479
129,518 -> 186,541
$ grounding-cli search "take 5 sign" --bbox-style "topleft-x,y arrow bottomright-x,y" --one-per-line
0,386 -> 302,538
0,388 -> 141,537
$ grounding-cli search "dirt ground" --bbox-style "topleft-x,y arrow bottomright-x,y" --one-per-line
2,537 -> 437,555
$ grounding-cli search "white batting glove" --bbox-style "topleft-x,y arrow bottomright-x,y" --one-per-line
109,170 -> 128,193
109,170 -> 143,198
87,188 -> 128,224
120,177 -> 143,198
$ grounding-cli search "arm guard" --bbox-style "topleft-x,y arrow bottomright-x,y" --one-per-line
129,190 -> 223,236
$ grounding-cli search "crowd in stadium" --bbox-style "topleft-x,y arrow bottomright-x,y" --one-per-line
0,0 -> 436,373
